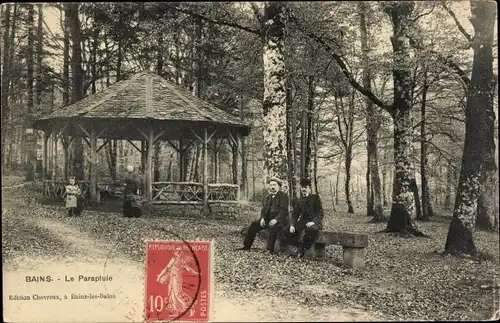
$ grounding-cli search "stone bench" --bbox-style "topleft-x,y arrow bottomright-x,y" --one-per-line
252,228 -> 368,269
304,231 -> 369,269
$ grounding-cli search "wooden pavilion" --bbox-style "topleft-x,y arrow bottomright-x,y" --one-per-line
33,71 -> 251,216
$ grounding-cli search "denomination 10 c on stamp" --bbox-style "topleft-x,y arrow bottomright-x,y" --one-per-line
145,240 -> 212,322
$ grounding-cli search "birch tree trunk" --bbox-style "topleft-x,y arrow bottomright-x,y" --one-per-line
382,1 -> 424,236
262,1 -> 288,179
445,0 -> 497,254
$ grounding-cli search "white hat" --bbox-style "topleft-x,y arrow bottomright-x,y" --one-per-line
126,165 -> 134,172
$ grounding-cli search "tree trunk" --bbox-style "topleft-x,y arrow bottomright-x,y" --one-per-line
25,4 -> 36,181
153,32 -> 164,182
360,2 -> 385,221
1,4 -> 11,167
262,2 -> 288,179
345,154 -> 354,214
411,178 -> 422,220
62,7 -> 70,106
419,67 -> 434,220
36,3 -> 43,105
66,3 -> 84,180
90,24 -> 98,94
445,0 -> 496,255
286,75 -> 297,198
304,75 -> 314,178
366,158 -> 373,216
444,164 -> 453,210
335,161 -> 341,206
383,2 -> 424,236
476,148 -> 499,231
312,115 -> 319,194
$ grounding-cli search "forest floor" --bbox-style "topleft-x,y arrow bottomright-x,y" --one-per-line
2,179 -> 499,322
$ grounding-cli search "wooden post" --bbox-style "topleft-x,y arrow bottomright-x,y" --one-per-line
235,134 -> 241,201
146,127 -> 154,200
179,137 -> 184,181
202,128 -> 209,216
213,139 -> 219,183
241,135 -> 247,200
42,131 -> 49,180
52,133 -> 58,181
89,124 -> 98,203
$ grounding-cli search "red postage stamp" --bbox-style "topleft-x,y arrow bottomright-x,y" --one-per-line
145,240 -> 212,322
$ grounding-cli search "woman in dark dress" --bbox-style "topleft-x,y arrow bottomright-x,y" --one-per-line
123,165 -> 142,217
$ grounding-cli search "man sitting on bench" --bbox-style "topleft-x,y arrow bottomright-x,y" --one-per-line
238,176 -> 289,253
282,178 -> 324,258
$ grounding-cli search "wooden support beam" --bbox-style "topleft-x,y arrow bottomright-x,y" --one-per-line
55,124 -> 68,139
61,136 -> 74,148
82,137 -> 91,148
76,123 -> 90,138
51,133 -> 58,181
96,127 -> 107,138
213,139 -> 219,183
179,138 -> 185,181
126,140 -> 142,153
227,130 -> 237,147
136,127 -> 148,141
145,127 -> 154,200
202,127 -> 209,216
165,138 -> 180,152
207,137 -> 225,153
96,139 -> 110,153
190,128 -> 203,143
89,124 -> 98,203
153,130 -> 166,143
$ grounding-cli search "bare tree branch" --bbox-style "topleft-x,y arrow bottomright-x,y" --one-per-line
409,37 -> 471,87
441,1 -> 473,44
290,14 -> 394,113
165,4 -> 261,36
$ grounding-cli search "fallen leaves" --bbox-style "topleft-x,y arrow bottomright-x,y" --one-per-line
2,185 -> 499,321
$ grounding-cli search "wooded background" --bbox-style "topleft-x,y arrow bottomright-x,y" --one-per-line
0,2 -> 497,254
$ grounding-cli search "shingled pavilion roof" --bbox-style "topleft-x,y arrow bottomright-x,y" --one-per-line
34,71 -> 251,141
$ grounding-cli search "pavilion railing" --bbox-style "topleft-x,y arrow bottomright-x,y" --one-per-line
42,180 -> 239,204
42,180 -> 123,201
152,182 -> 239,204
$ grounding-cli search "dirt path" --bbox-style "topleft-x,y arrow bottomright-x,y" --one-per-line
4,216 -> 381,322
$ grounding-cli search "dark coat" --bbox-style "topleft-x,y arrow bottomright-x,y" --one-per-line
123,174 -> 140,198
291,194 -> 324,230
260,190 -> 289,224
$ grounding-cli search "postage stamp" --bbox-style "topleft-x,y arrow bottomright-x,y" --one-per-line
145,240 -> 213,322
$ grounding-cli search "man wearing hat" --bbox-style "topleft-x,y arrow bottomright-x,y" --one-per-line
282,178 -> 324,258
238,176 -> 289,252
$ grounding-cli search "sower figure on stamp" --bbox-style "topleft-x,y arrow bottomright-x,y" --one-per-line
156,247 -> 199,317
122,165 -> 142,218
282,178 -> 324,258
238,177 -> 289,253
65,176 -> 82,217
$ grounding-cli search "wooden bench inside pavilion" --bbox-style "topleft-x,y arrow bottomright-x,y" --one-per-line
33,71 -> 251,217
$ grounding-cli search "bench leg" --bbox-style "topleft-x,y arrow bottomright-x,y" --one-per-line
342,246 -> 366,269
314,243 -> 326,258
